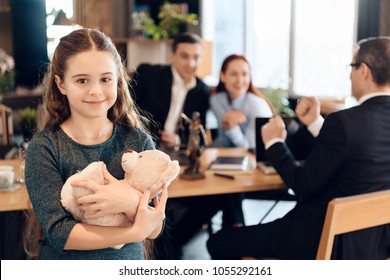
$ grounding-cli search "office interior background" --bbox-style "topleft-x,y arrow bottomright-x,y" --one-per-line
1,0 -> 390,261
1,0 -> 390,100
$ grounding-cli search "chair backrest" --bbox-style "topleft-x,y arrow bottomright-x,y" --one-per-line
316,189 -> 390,260
0,104 -> 13,145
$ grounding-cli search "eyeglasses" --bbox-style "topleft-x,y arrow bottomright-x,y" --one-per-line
346,62 -> 361,73
346,61 -> 372,73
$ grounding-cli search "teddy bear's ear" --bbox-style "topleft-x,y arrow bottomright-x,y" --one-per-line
124,149 -> 134,153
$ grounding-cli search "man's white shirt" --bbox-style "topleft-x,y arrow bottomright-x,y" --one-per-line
164,66 -> 196,133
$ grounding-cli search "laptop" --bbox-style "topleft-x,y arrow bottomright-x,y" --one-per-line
255,117 -> 316,174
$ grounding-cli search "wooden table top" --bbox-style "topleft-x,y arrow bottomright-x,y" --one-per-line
0,148 -> 285,211
0,159 -> 31,212
168,148 -> 285,198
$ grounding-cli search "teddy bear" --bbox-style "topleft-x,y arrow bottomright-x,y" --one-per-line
60,149 -> 180,248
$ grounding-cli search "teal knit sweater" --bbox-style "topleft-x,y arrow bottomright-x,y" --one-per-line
25,124 -> 154,259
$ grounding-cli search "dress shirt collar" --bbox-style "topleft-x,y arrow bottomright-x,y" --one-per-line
171,66 -> 196,90
358,92 -> 390,104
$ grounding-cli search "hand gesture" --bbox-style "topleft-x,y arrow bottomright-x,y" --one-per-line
222,110 -> 247,129
261,116 -> 287,144
295,96 -> 321,126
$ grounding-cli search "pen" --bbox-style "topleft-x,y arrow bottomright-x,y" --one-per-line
214,173 -> 235,180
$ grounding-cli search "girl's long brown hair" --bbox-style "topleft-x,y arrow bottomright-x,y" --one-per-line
212,54 -> 275,114
42,28 -> 147,130
23,28 -> 154,259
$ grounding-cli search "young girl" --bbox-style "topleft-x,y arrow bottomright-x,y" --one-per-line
23,28 -> 167,260
210,54 -> 274,149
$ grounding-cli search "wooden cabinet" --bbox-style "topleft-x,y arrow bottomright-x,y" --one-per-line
73,0 -> 130,38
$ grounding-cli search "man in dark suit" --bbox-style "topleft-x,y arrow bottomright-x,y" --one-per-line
131,32 -> 210,150
207,36 -> 390,259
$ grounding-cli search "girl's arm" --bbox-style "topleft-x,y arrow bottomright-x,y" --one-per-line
64,186 -> 167,250
75,175 -> 167,240
75,164 -> 141,221
145,189 -> 167,239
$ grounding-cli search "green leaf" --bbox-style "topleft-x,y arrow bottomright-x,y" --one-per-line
262,88 -> 295,117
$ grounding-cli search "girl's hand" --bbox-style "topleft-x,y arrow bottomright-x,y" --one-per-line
74,164 -> 140,219
132,184 -> 168,239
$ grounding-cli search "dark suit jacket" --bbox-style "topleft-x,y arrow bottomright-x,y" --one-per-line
131,64 -> 210,146
266,95 -> 390,259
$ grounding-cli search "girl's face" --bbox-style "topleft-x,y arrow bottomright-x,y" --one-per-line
55,50 -> 118,120
220,59 -> 251,99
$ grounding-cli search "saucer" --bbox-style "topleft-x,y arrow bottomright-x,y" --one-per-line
0,184 -> 20,192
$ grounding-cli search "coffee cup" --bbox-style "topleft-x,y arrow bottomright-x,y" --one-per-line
0,166 -> 15,190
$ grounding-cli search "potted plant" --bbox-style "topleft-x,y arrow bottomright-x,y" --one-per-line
139,1 -> 198,40
262,87 -> 295,116
20,107 -> 37,142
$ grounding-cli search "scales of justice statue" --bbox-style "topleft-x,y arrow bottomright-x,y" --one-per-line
179,112 -> 209,180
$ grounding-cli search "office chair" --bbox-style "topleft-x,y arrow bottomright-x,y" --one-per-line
316,189 -> 390,259
243,189 -> 390,260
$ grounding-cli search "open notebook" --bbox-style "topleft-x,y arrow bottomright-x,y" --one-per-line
255,117 -> 316,174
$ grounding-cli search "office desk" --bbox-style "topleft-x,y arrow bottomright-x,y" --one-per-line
0,149 -> 285,207
0,160 -> 31,212
0,160 -> 30,259
169,148 -> 285,198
